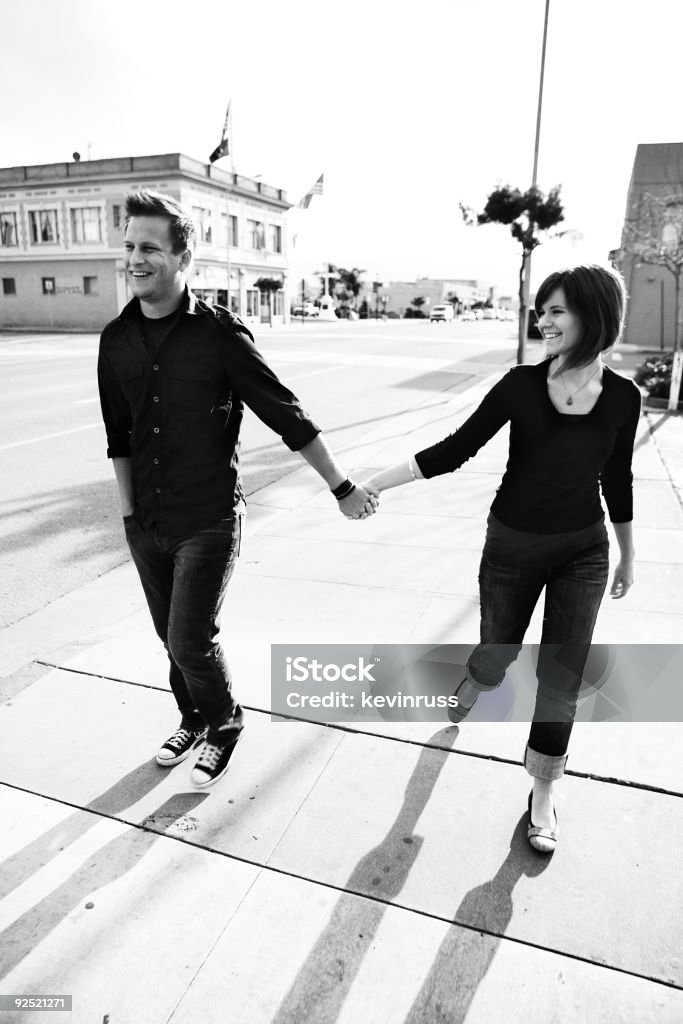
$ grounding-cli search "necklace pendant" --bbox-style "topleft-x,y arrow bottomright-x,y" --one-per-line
566,396 -> 573,406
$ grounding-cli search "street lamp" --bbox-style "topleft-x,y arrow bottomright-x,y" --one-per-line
519,0 -> 551,364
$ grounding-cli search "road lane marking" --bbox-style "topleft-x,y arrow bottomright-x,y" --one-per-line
0,423 -> 101,451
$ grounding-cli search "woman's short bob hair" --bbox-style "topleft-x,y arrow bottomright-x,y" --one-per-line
535,264 -> 627,372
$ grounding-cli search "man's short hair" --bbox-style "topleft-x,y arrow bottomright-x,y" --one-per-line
124,189 -> 196,254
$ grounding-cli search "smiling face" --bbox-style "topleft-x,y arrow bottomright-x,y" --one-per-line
123,215 -> 189,310
537,287 -> 584,359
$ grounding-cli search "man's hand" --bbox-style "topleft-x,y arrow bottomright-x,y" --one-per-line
610,559 -> 634,599
338,484 -> 379,520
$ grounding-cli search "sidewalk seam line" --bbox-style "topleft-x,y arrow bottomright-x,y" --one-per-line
261,731 -> 349,869
164,865 -> 268,1024
644,410 -> 683,514
17,671 -> 683,802
1,778 -> 680,995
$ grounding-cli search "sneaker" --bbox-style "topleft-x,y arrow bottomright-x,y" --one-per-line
156,726 -> 207,766
190,730 -> 242,788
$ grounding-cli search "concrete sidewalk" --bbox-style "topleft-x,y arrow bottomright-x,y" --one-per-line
1,369 -> 682,1024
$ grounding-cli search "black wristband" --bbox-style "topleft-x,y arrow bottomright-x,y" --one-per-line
332,478 -> 356,500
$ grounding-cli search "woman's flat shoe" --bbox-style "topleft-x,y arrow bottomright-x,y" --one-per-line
447,676 -> 479,724
527,790 -> 559,854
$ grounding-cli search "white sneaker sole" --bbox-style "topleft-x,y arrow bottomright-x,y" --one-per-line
156,734 -> 206,767
190,733 -> 241,788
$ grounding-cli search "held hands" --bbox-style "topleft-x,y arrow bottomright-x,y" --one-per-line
338,481 -> 381,520
610,559 -> 634,599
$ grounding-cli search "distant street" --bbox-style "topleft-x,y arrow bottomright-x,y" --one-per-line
0,318 -> 527,629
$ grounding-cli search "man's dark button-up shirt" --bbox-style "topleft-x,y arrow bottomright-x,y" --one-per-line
97,288 -> 321,540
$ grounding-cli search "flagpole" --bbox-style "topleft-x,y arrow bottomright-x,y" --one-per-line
227,101 -> 233,312
208,99 -> 235,312
225,189 -> 232,312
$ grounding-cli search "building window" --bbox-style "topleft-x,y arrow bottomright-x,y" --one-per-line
113,204 -> 121,228
247,219 -> 265,250
42,277 -> 56,294
83,275 -> 98,295
192,206 -> 213,243
2,277 -> 16,295
30,209 -> 60,244
661,203 -> 683,249
1,212 -> 18,247
269,224 -> 282,253
246,289 -> 259,317
274,290 -> 284,316
71,207 -> 102,243
219,213 -> 238,247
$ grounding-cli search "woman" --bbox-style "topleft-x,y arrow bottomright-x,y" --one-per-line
360,264 -> 641,853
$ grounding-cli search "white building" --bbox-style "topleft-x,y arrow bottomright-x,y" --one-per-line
0,153 -> 292,330
382,277 -> 493,317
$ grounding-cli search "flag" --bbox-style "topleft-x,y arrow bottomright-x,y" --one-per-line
209,101 -> 232,164
297,173 -> 324,209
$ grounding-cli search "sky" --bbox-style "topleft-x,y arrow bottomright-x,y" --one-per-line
3,0 -> 683,297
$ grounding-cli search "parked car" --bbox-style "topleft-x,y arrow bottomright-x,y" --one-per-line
430,304 -> 455,322
461,310 -> 476,322
291,304 -> 319,318
527,308 -> 542,338
500,309 -> 517,321
482,308 -> 496,320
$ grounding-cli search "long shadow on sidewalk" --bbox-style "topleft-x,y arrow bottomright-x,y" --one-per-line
0,761 -> 208,980
270,729 -> 548,1023
402,817 -> 547,1022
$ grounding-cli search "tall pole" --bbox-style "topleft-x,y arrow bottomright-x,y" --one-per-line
531,0 -> 550,189
226,101 -> 235,312
225,190 -> 232,312
518,0 -> 550,364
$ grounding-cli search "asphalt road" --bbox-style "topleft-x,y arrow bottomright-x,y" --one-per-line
0,319 -> 523,629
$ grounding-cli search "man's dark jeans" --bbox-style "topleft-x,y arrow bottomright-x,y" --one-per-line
124,513 -> 243,742
467,538 -> 610,771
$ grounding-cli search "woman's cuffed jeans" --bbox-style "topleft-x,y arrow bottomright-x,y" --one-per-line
466,539 -> 610,781
124,513 -> 243,740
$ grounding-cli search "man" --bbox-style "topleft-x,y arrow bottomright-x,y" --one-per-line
97,190 -> 376,788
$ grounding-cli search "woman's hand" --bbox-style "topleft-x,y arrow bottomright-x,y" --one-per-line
338,483 -> 379,520
610,559 -> 634,599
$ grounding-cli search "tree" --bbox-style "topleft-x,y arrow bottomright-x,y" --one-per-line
446,290 -> 460,313
461,184 -> 565,362
336,267 -> 366,311
336,288 -> 352,316
254,276 -> 283,328
404,295 -> 427,319
619,191 -> 683,410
